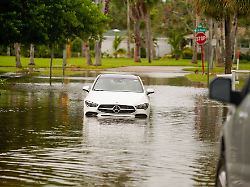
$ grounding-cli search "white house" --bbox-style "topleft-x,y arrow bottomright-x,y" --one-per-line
102,32 -> 172,57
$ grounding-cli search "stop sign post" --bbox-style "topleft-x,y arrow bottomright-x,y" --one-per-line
196,32 -> 207,74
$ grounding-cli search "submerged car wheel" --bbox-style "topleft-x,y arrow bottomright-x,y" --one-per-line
215,153 -> 227,187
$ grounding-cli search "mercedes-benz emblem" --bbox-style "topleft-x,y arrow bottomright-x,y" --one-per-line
112,105 -> 120,113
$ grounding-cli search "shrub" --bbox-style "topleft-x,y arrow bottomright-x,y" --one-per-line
72,38 -> 82,53
240,52 -> 250,62
140,47 -> 146,58
182,47 -> 193,59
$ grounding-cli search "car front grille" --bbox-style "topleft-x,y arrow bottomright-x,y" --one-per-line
98,104 -> 135,114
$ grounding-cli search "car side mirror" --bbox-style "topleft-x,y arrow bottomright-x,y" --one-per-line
82,85 -> 90,92
146,88 -> 154,95
209,77 -> 242,105
209,77 -> 232,103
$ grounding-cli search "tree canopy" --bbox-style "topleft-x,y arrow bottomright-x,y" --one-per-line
0,0 -> 109,46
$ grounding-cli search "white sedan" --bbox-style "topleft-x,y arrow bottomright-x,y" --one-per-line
83,74 -> 154,118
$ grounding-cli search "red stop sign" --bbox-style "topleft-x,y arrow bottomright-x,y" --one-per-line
196,32 -> 206,45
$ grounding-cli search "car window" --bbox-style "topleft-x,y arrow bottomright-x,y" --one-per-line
93,77 -> 144,93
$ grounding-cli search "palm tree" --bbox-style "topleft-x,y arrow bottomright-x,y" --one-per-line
194,0 -> 250,73
29,44 -> 35,65
94,0 -> 111,66
113,35 -> 124,58
14,43 -> 22,68
168,32 -> 185,60
84,40 -> 93,65
130,0 -> 145,62
127,0 -> 131,58
130,0 -> 159,63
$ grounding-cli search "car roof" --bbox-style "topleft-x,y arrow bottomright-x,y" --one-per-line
98,74 -> 139,79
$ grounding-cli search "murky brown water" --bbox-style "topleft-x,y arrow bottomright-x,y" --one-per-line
0,71 -> 227,186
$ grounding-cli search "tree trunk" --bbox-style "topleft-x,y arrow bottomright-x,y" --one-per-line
127,0 -> 131,58
214,21 -> 223,66
145,13 -> 152,63
49,45 -> 54,86
85,41 -> 92,65
221,20 -> 226,66
81,40 -> 86,57
208,18 -> 214,70
152,38 -> 157,59
134,20 -> 141,62
232,13 -> 238,64
29,43 -> 35,65
14,43 -> 22,68
192,14 -> 199,64
94,40 -> 102,66
7,46 -> 10,56
224,15 -> 232,74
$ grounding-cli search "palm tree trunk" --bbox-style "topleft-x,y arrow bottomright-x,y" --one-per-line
81,40 -> 86,57
208,18 -> 214,70
214,21 -> 223,66
49,45 -> 54,86
192,14 -> 199,64
7,46 -> 10,56
232,13 -> 238,64
94,40 -> 102,66
85,41 -> 92,65
152,38 -> 157,59
14,43 -> 22,68
29,43 -> 35,65
145,13 -> 152,63
134,20 -> 141,62
224,15 -> 232,74
127,0 -> 131,58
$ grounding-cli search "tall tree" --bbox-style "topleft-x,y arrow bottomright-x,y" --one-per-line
94,0 -> 110,66
42,0 -> 108,83
154,1 -> 192,59
195,0 -> 235,74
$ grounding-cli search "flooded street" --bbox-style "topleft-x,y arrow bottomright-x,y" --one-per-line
0,70 -> 226,186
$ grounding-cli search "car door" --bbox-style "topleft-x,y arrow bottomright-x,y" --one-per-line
227,79 -> 250,186
238,92 -> 250,185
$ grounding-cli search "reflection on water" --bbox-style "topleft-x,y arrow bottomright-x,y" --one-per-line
0,72 -> 226,186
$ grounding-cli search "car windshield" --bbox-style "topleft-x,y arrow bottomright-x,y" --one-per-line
93,77 -> 144,93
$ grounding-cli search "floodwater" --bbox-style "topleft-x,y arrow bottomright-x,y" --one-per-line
0,70 -> 227,187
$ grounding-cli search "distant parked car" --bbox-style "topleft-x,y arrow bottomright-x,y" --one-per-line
209,76 -> 250,187
83,74 -> 154,118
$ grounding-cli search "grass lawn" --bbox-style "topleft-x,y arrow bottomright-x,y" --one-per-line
0,56 -> 200,69
0,55 -> 250,86
0,55 -> 200,76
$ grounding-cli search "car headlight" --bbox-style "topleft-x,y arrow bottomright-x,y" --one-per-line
135,103 -> 149,110
85,100 -> 98,107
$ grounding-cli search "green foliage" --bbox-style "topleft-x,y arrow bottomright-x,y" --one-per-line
112,35 -> 123,58
153,1 -> 193,36
240,52 -> 250,62
72,38 -> 82,53
130,47 -> 147,58
168,32 -> 185,60
141,47 -> 146,58
117,48 -> 126,56
0,0 -> 109,46
108,0 -> 127,30
182,47 -> 193,59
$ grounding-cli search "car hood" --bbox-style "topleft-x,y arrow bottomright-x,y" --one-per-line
85,91 -> 149,105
